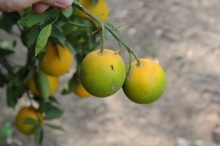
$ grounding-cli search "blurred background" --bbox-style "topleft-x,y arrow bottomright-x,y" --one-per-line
1,0 -> 220,145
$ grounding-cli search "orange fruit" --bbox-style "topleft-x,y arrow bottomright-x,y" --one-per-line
15,106 -> 44,135
27,73 -> 59,96
74,82 -> 91,98
80,49 -> 126,97
40,42 -> 73,76
77,0 -> 109,27
122,59 -> 167,104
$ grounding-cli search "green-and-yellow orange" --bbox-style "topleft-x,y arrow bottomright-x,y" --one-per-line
80,49 -> 126,97
123,59 -> 167,104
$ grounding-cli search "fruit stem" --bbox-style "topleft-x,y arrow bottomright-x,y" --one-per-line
100,24 -> 105,54
128,50 -> 132,74
72,1 -> 141,63
115,43 -> 122,54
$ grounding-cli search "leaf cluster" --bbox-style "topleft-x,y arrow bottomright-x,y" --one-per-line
0,1 -> 101,145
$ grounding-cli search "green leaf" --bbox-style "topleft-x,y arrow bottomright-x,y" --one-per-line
35,24 -> 52,56
62,7 -> 73,18
51,26 -> 64,39
68,21 -> 93,28
48,96 -> 59,104
23,118 -> 40,126
8,85 -> 25,107
0,72 -> 7,87
18,65 -> 34,85
6,85 -> 18,108
23,27 -> 41,48
62,23 -> 78,35
24,7 -> 34,14
2,12 -> 20,32
44,103 -> 64,120
17,10 -> 25,17
17,9 -> 57,28
65,41 -> 76,55
46,124 -> 65,132
37,101 -> 46,113
34,125 -> 43,146
0,123 -> 12,140
57,11 -> 68,22
35,70 -> 50,100
0,41 -> 16,58
6,71 -> 26,107
62,72 -> 77,95
50,25 -> 66,44
0,17 -> 3,28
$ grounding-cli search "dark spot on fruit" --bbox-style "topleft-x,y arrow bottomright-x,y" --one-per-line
111,65 -> 114,70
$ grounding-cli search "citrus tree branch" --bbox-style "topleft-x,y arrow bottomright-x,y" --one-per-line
72,1 -> 141,65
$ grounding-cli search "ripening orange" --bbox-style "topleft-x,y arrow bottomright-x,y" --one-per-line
15,107 -> 44,135
74,82 -> 91,98
123,59 -> 167,104
77,0 -> 109,27
40,42 -> 73,76
80,49 -> 126,97
27,73 -> 59,96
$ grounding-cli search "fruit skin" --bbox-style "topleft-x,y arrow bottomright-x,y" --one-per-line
80,49 -> 126,97
122,59 -> 167,104
15,107 -> 44,135
77,0 -> 109,27
74,82 -> 91,98
40,42 -> 73,76
27,73 -> 59,96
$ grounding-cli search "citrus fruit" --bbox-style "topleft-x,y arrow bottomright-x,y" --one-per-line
77,0 -> 109,27
74,82 -> 91,98
27,73 -> 59,96
40,42 -> 73,76
80,49 -> 126,97
122,59 -> 167,104
15,106 -> 44,135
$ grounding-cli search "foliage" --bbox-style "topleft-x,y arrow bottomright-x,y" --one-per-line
0,0 -> 167,145
0,123 -> 13,146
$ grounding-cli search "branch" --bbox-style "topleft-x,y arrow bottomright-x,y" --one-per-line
72,1 -> 141,66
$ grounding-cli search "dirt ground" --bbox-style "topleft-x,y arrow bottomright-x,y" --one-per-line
1,0 -> 220,146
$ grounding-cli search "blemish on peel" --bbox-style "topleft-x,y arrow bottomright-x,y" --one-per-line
111,65 -> 114,70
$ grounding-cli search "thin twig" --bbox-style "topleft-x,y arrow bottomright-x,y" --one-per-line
72,1 -> 141,65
